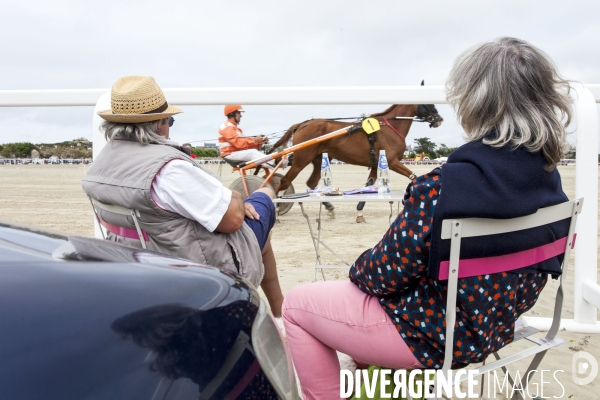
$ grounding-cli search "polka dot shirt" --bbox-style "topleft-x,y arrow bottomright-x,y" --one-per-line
349,168 -> 547,369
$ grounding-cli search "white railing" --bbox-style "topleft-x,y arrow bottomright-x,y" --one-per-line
2,84 -> 598,106
1,84 -> 599,332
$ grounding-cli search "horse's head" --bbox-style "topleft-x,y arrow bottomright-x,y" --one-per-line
416,104 -> 443,128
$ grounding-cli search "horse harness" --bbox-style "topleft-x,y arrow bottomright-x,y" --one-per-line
357,116 -> 411,172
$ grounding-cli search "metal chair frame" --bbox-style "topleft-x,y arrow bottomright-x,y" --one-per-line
89,198 -> 148,250
437,199 -> 583,399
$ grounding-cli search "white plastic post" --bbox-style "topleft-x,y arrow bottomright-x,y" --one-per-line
573,85 -> 599,324
92,92 -> 110,158
524,86 -> 600,333
91,92 -> 110,239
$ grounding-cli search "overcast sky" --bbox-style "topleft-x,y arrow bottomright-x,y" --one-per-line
1,0 -> 599,151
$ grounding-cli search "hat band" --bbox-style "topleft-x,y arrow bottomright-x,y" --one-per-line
142,101 -> 169,114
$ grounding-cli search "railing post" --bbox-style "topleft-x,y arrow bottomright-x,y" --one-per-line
92,92 -> 110,159
91,92 -> 110,239
573,85 -> 599,324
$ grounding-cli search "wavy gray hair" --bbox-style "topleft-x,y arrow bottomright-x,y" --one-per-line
101,118 -> 168,145
446,37 -> 572,170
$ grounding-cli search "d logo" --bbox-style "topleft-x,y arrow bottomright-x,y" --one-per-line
572,351 -> 598,386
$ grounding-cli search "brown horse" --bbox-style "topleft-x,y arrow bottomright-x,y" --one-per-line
270,104 -> 443,201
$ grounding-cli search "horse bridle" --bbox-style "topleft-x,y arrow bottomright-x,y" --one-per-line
376,105 -> 439,140
376,105 -> 441,128
377,105 -> 441,180
415,104 -> 442,127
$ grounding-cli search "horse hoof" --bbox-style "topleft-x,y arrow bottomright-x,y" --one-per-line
327,210 -> 335,219
356,215 -> 366,223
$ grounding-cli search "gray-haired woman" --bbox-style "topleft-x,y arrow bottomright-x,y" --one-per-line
282,37 -> 572,400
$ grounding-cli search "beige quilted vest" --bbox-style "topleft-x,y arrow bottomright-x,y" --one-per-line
82,139 -> 264,287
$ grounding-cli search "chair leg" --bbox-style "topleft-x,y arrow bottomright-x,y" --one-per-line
89,197 -> 106,240
480,357 -> 487,399
515,350 -> 548,399
492,352 -> 526,400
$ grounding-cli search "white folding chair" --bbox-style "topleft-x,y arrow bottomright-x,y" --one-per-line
438,198 -> 583,399
89,198 -> 149,249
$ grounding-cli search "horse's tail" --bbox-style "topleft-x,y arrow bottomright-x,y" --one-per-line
268,120 -> 310,154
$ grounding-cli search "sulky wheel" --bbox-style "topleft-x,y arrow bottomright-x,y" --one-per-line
263,173 -> 295,216
229,175 -> 274,201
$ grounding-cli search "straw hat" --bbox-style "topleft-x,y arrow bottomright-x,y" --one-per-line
98,76 -> 182,123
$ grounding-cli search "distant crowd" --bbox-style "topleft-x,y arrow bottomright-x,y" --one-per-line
0,157 -> 92,165
0,157 -> 578,166
0,157 -> 234,165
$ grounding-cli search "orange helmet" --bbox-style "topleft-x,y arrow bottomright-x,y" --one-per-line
224,105 -> 244,116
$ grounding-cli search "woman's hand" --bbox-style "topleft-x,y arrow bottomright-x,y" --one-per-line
244,203 -> 260,220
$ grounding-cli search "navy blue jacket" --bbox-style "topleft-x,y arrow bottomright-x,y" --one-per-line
428,138 -> 569,280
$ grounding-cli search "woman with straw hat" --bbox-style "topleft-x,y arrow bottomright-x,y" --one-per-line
82,76 -> 284,317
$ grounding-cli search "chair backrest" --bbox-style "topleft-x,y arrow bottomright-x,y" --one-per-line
89,198 -> 149,250
440,199 -> 583,372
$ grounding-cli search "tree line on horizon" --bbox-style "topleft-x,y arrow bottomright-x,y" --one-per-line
410,137 -> 457,159
0,137 -> 584,161
0,139 -> 92,159
0,139 -> 220,160
408,137 -> 581,161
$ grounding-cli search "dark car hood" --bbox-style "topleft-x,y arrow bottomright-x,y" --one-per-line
0,223 -> 263,400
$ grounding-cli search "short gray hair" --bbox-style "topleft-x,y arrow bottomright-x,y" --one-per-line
446,37 -> 572,170
100,118 -> 168,145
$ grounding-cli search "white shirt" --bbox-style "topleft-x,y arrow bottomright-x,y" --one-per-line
150,159 -> 231,232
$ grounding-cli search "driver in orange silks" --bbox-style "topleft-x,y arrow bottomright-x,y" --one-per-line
218,105 -> 275,169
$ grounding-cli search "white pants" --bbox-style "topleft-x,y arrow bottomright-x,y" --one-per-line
225,149 -> 275,169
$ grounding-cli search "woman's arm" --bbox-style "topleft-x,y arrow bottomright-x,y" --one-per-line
349,170 -> 441,297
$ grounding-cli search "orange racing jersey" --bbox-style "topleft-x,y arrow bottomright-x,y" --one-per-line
218,119 -> 260,157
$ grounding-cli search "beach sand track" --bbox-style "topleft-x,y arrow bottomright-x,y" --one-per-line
1,163 -> 599,397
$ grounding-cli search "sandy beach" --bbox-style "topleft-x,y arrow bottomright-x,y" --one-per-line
1,163 -> 598,398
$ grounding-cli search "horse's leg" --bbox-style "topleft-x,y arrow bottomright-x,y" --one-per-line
355,171 -> 377,223
388,159 -> 417,180
275,161 -> 306,193
306,157 -> 322,190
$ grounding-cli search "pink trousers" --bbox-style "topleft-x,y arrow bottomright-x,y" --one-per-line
282,281 -> 423,400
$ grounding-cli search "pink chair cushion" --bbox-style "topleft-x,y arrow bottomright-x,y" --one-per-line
98,217 -> 149,242
438,234 -> 575,280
